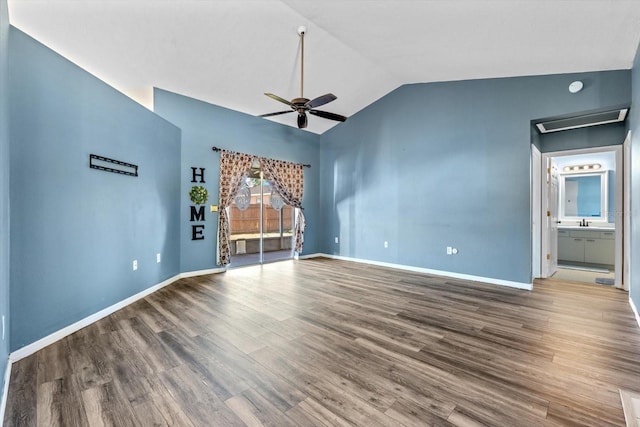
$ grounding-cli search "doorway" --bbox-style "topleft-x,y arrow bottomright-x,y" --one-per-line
535,145 -> 623,288
228,161 -> 295,267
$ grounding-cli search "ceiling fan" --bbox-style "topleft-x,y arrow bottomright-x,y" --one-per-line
260,26 -> 347,129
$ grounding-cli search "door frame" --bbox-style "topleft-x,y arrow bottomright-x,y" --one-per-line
531,145 -> 542,279
535,145 -> 624,287
623,131 -> 631,291
228,170 -> 296,267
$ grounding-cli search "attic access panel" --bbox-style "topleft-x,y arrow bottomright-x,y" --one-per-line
536,109 -> 628,134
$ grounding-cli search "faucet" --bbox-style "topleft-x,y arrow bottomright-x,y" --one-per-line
580,218 -> 589,227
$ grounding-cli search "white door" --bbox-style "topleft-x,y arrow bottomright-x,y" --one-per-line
532,145 -> 542,278
547,158 -> 559,276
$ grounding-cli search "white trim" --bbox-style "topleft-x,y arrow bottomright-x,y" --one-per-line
10,273 -> 179,362
297,253 -> 324,260
9,268 -> 229,363
7,252 -> 532,365
623,131 -> 631,291
0,357 -> 11,427
531,144 -> 542,279
179,267 -> 226,278
614,145 -> 624,289
536,109 -> 628,134
630,297 -> 640,330
542,145 -> 623,288
306,254 -> 533,290
9,268 -> 226,363
557,170 -> 608,223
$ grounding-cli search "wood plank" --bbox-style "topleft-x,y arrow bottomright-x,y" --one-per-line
37,377 -> 90,427
5,258 -> 640,426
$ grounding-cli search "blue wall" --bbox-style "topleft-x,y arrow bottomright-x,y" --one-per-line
539,122 -> 626,153
630,43 -> 640,318
320,71 -> 631,285
9,29 -> 182,349
0,0 -> 10,394
153,89 -> 320,273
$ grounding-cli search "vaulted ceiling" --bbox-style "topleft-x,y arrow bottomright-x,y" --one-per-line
8,1 -> 640,134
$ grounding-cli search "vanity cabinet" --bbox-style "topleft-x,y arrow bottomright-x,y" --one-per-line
558,229 -> 614,266
558,231 -> 584,263
585,231 -> 615,265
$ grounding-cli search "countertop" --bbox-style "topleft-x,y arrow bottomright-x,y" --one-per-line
558,225 -> 615,231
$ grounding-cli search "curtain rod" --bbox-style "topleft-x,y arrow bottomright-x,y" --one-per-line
211,146 -> 311,168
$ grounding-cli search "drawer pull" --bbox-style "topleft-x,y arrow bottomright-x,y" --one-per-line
586,239 -> 596,242
574,239 -> 582,241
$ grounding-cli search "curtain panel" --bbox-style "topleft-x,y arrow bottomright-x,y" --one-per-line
217,150 -> 255,266
259,157 -> 306,253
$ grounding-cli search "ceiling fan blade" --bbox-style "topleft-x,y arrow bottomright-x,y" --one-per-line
297,113 -> 308,129
259,110 -> 294,118
265,93 -> 292,106
305,93 -> 337,109
308,109 -> 347,122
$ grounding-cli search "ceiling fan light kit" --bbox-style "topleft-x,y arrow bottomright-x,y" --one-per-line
260,26 -> 347,129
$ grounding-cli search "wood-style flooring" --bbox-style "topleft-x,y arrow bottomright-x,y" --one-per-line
4,257 -> 640,426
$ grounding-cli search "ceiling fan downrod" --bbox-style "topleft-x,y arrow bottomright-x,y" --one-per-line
259,25 -> 347,129
299,26 -> 305,99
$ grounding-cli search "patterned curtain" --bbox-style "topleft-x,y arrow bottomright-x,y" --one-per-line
217,150 -> 255,266
259,157 -> 306,253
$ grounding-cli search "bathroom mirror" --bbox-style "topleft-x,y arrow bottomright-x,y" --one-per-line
559,171 -> 607,222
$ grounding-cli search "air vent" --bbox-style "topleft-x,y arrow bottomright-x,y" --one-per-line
536,109 -> 628,134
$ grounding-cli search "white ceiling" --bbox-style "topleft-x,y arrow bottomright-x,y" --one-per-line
8,0 -> 640,134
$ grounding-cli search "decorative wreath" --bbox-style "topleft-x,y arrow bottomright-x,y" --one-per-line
189,185 -> 209,205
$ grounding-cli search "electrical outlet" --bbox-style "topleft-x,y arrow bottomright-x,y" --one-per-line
384,241 -> 388,248
335,237 -> 339,244
156,253 -> 161,263
133,260 -> 138,271
446,246 -> 452,255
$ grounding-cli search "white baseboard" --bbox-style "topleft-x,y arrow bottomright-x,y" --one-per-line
10,273 -> 180,362
0,357 -> 10,427
297,253 -> 324,260
179,267 -> 226,278
7,253 -> 532,364
303,253 -> 533,290
8,266 -> 228,363
630,296 -> 640,329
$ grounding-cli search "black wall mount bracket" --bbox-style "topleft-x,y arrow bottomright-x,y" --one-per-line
90,154 -> 138,177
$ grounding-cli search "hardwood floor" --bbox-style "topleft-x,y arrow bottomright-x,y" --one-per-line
4,257 -> 640,426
